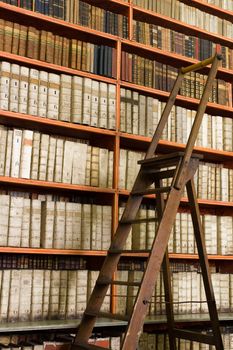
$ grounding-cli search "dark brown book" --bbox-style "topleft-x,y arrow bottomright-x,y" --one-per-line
18,25 -> 27,57
34,27 -> 40,60
3,20 -> 13,53
121,51 -> 126,81
27,26 -> 35,58
12,22 -> 20,55
0,19 -> 4,51
64,38 -> 70,67
54,35 -> 60,65
76,40 -> 82,71
39,30 -> 47,61
45,31 -> 55,63
70,39 -> 77,69
81,41 -> 87,72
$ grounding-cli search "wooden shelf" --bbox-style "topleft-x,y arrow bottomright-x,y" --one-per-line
132,5 -> 233,49
0,52 -> 116,84
120,81 -> 233,117
180,0 -> 233,23
1,247 -> 233,263
0,176 -> 115,195
0,110 -> 116,150
120,133 -> 233,163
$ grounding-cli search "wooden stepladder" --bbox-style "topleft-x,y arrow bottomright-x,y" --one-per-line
72,53 -> 224,350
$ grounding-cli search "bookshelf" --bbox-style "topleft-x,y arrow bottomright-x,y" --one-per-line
1,0 -> 233,346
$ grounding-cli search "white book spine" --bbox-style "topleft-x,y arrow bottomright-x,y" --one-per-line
8,270 -> 21,322
108,84 -> 116,130
42,270 -> 51,319
59,74 -> 71,122
8,196 -> 24,247
30,199 -> 41,248
102,205 -> 112,250
31,132 -> 40,180
41,201 -> 55,249
21,198 -> 31,247
59,270 -> 68,319
0,270 -> 11,321
90,80 -> 99,127
31,270 -> 44,320
0,195 -> 10,246
49,270 -> 60,319
4,129 -> 13,177
19,66 -> 29,114
82,78 -> 92,125
72,203 -> 82,249
67,270 -> 77,318
28,68 -> 39,116
54,201 -> 66,249
54,138 -> 64,183
20,129 -> 33,179
99,82 -> 108,128
0,126 -> 7,176
9,64 -> 20,112
47,136 -> 57,182
65,202 -> 73,249
76,270 -> 88,315
62,140 -> 74,183
72,142 -> 88,185
38,71 -> 48,118
11,129 -> 22,178
71,76 -> 83,124
39,133 -> 49,181
18,270 -> 32,321
48,73 -> 60,119
81,204 -> 91,249
0,61 -> 11,110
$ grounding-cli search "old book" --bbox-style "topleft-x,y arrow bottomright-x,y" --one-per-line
30,199 -> 41,248
82,78 -> 92,125
28,68 -> 39,116
39,133 -> 49,181
62,140 -> 74,183
81,203 -> 91,249
54,201 -> 66,249
108,84 -> 116,130
54,138 -> 64,183
38,70 -> 48,118
0,270 -> 11,321
4,21 -> 13,53
31,131 -> 40,180
90,147 -> 99,187
0,125 -> 7,176
47,136 -> 56,182
66,270 -> 77,318
9,64 -> 20,112
72,142 -> 88,185
76,270 -> 88,315
31,270 -> 44,320
0,195 -> 10,246
72,202 -> 82,249
90,80 -> 99,127
0,61 -> 11,110
48,73 -> 60,119
59,74 -> 71,122
99,148 -> 108,188
11,129 -> 22,178
107,151 -> 113,188
40,30 -> 47,61
21,198 -> 30,247
132,91 -> 139,135
41,201 -> 55,248
102,205 -> 111,250
59,270 -> 68,319
71,76 -> 83,124
18,24 -> 27,57
8,270 -> 21,322
99,82 -> 108,128
42,270 -> 51,320
119,149 -> 127,189
8,196 -> 24,247
85,145 -> 92,186
20,129 -> 33,179
49,270 -> 60,319
4,129 -> 13,177
19,66 -> 29,114
64,202 -> 73,249
125,89 -> 132,134
18,270 -> 32,321
138,94 -> 146,136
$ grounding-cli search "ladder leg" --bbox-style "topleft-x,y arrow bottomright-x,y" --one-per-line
121,186 -> 184,350
186,179 -> 224,350
155,179 -> 176,350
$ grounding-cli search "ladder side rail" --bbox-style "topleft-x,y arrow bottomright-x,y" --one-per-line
155,178 -> 176,350
145,72 -> 184,159
186,179 -> 224,350
174,54 -> 222,189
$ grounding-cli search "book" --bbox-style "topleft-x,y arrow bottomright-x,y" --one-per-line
19,65 -> 29,114
20,129 -> 33,179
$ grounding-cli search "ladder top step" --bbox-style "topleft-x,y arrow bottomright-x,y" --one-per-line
138,152 -> 203,166
72,343 -> 111,350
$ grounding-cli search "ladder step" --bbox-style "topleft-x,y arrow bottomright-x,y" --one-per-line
72,343 -> 111,350
108,249 -> 150,254
142,168 -> 175,178
173,329 -> 215,345
97,279 -> 141,287
138,152 -> 185,165
132,186 -> 171,196
121,217 -> 158,224
86,311 -> 130,322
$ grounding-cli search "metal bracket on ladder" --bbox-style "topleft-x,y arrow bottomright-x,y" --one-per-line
71,53 -> 224,350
